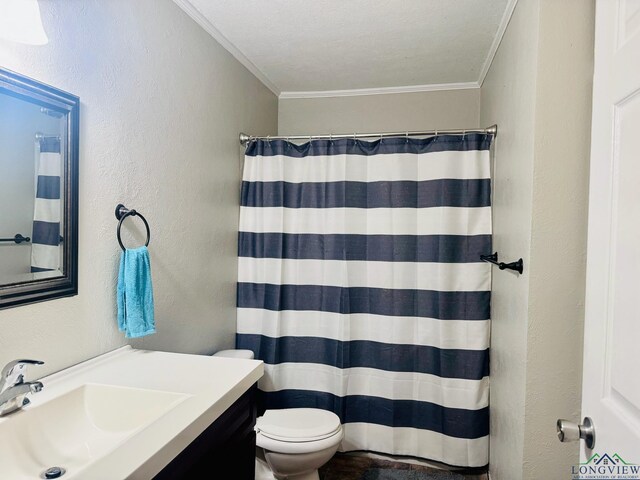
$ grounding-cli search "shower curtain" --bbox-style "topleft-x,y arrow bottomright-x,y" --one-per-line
236,134 -> 492,467
31,136 -> 62,273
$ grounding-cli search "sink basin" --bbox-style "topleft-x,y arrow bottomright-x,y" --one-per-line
0,383 -> 189,479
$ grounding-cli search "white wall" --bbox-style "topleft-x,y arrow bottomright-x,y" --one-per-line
0,0 -> 277,378
523,1 -> 594,478
480,1 -> 594,478
278,88 -> 481,134
480,1 -> 540,477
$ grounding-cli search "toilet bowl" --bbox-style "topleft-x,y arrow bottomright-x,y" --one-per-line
256,408 -> 343,480
213,350 -> 343,480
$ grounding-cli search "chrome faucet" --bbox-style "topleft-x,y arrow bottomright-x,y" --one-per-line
0,359 -> 44,416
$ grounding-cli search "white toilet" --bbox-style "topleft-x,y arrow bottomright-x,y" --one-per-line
255,407 -> 343,480
213,349 -> 343,480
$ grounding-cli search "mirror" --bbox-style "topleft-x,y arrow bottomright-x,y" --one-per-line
0,67 -> 79,308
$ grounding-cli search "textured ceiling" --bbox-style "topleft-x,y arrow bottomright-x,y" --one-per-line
175,0 -> 514,95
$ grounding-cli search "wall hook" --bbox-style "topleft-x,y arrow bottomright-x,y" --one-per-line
480,252 -> 524,274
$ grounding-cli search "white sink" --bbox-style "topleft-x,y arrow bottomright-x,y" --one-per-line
0,347 -> 264,479
0,383 -> 189,479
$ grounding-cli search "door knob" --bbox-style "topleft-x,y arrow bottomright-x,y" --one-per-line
557,417 -> 595,449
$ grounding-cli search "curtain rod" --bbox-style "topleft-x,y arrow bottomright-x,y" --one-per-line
35,132 -> 61,141
239,124 -> 497,147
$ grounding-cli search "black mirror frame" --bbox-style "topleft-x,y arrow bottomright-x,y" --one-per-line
0,67 -> 79,309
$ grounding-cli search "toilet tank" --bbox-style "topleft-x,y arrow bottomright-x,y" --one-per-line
213,349 -> 255,360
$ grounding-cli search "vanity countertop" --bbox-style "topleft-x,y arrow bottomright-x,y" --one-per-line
2,346 -> 263,479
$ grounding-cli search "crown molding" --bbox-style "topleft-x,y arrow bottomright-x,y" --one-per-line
478,0 -> 518,86
279,82 -> 480,100
172,0 -> 280,96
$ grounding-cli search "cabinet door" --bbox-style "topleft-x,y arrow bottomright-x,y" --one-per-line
154,385 -> 257,480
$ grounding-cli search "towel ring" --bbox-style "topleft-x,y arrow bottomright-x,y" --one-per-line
115,203 -> 150,251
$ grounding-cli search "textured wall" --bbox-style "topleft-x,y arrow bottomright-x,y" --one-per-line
480,1 -> 594,479
278,88 -> 481,135
0,0 -> 277,378
480,1 -> 540,478
523,1 -> 594,477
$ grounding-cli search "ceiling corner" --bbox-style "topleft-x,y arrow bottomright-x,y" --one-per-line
477,0 -> 519,87
172,0 -> 281,96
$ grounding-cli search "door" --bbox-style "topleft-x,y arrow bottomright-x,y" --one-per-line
581,0 -> 640,466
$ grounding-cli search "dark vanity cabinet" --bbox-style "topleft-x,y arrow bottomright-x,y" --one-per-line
154,385 -> 257,480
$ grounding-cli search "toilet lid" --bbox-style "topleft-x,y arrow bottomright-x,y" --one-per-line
256,408 -> 342,442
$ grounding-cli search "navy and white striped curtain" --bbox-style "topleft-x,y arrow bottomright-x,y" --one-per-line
237,134 -> 492,467
31,137 -> 62,273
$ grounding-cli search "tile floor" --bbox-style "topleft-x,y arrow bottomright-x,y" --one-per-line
319,454 -> 489,480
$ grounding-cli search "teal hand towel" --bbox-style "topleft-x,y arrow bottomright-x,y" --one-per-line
117,246 -> 156,338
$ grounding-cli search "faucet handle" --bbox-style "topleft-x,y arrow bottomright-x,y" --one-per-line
0,360 -> 44,390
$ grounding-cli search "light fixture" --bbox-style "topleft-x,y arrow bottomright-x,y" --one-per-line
0,0 -> 48,45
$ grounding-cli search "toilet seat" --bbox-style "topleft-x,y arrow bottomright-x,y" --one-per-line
257,428 -> 343,455
257,408 -> 342,442
256,408 -> 344,454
